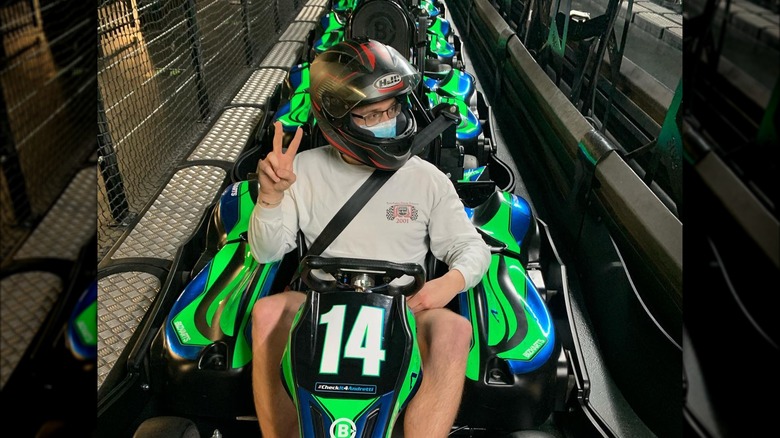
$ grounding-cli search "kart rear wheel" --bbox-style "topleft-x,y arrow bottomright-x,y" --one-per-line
132,416 -> 199,438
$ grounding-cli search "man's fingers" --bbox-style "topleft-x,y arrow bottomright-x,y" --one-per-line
272,121 -> 283,153
259,160 -> 280,183
266,152 -> 281,170
285,126 -> 303,157
260,166 -> 280,184
275,168 -> 297,185
262,121 -> 300,188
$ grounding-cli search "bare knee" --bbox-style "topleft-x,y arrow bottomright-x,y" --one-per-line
439,313 -> 472,355
251,292 -> 305,343
420,310 -> 472,361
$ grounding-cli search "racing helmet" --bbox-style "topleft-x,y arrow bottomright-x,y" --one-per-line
309,37 -> 421,170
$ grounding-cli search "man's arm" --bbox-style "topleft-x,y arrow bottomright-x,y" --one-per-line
405,268 -> 468,314
247,196 -> 299,263
247,122 -> 303,263
406,175 -> 491,313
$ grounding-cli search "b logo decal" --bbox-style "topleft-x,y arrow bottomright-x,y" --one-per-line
330,418 -> 356,438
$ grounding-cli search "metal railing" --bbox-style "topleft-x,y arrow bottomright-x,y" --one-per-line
97,0 -> 303,260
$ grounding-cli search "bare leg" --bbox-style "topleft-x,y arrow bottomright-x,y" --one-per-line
251,291 -> 306,438
403,308 -> 472,438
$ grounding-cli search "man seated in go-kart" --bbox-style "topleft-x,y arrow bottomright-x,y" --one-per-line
248,38 -> 491,438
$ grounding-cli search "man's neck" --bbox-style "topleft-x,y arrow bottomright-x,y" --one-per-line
339,153 -> 362,165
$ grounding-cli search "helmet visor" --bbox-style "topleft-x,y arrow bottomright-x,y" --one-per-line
313,44 -> 421,119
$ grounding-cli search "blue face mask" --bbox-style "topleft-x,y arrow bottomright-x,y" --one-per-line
365,117 -> 397,138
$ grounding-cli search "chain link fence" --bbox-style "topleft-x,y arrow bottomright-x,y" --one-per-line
1,0 -> 96,263
97,0 -> 303,261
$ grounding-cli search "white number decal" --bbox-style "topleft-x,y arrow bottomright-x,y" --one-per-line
318,305 -> 386,376
344,307 -> 386,376
319,305 -> 347,374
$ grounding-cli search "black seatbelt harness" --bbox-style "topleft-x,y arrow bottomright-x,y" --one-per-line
290,169 -> 395,288
289,113 -> 458,289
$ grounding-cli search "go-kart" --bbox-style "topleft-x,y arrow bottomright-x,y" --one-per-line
97,1 -> 610,437
282,255 -> 427,437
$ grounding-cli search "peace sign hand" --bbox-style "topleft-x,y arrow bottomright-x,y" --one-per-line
256,121 -> 304,206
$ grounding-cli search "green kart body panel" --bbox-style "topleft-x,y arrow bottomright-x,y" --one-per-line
281,290 -> 422,437
163,181 -> 280,371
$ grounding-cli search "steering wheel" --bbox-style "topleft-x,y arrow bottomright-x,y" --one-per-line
298,255 -> 425,296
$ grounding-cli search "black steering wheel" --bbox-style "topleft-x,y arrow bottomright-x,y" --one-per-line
298,255 -> 426,296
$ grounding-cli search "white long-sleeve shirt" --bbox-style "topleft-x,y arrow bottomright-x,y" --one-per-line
248,146 -> 490,290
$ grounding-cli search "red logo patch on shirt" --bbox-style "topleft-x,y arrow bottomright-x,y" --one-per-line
386,204 -> 418,223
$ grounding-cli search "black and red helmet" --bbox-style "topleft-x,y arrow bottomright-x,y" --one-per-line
309,38 -> 421,170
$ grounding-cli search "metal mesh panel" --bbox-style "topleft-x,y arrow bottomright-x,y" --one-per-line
97,0 -> 305,260
231,68 -> 288,106
187,107 -> 265,162
259,41 -> 304,69
277,0 -> 302,27
0,272 -> 62,389
14,167 -> 96,260
1,0 -> 96,262
279,21 -> 316,43
297,5 -> 326,22
110,165 -> 226,261
0,173 -> 27,260
246,1 -> 276,54
97,271 -> 160,389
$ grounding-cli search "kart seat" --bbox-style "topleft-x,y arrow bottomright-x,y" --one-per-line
424,58 -> 453,81
349,0 -> 415,58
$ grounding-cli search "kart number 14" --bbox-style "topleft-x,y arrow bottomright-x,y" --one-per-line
319,305 -> 386,376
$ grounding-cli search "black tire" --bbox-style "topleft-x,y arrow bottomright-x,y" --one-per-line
133,416 -> 200,438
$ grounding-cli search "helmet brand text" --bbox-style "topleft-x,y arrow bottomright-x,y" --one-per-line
374,73 -> 402,90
